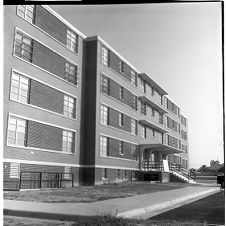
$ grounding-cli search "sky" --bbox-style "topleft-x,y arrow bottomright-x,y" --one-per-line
51,3 -> 223,169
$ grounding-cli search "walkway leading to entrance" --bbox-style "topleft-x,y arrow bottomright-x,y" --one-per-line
4,185 -> 220,220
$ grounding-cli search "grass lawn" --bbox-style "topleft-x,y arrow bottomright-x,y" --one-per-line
3,181 -> 184,203
4,215 -> 213,226
150,190 -> 225,225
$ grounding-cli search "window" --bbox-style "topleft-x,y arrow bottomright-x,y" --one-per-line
100,136 -> 109,157
10,162 -> 20,179
151,129 -> 155,138
132,96 -> 138,110
119,61 -> 124,73
8,116 -> 27,146
64,62 -> 77,85
181,130 -> 187,140
167,135 -> 179,149
100,105 -> 109,125
119,87 -> 124,100
119,113 -> 124,127
14,30 -> 33,62
17,5 -> 35,23
117,169 -> 121,179
152,109 -> 155,117
141,125 -> 146,139
151,87 -> 155,96
102,168 -> 107,179
64,95 -> 75,118
131,119 -> 137,135
119,141 -> 124,155
101,75 -> 110,95
62,130 -> 74,153
158,93 -> 162,105
10,71 -> 29,103
66,30 -> 78,53
131,71 -> 137,86
63,166 -> 71,179
131,145 -> 138,161
141,102 -> 147,115
141,79 -> 146,93
181,116 -> 187,126
123,170 -> 127,180
101,45 -> 109,66
159,114 -> 163,124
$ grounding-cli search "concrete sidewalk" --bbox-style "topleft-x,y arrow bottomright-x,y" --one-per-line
4,185 -> 221,220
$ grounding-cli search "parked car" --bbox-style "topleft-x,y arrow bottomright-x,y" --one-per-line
217,174 -> 225,188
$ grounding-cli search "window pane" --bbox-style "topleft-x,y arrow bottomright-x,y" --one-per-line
17,139 -> 25,146
8,137 -> 16,145
9,117 -> 17,125
8,131 -> 16,138
8,124 -> 16,131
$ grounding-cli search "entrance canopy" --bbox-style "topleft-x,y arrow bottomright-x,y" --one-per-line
139,143 -> 183,154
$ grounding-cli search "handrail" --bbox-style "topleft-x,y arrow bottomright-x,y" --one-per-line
169,163 -> 196,181
141,161 -> 196,181
142,161 -> 163,172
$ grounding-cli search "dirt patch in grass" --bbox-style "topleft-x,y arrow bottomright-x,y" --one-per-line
4,181 -> 184,203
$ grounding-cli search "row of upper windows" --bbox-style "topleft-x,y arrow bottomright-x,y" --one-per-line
166,116 -> 180,133
100,135 -> 138,161
181,144 -> 188,154
7,115 -> 75,153
164,97 -> 180,117
10,71 -> 76,119
100,74 -> 138,110
17,5 -> 79,54
141,80 -> 163,105
140,102 -> 164,124
101,46 -> 164,107
14,30 -> 78,86
100,104 -> 137,135
181,129 -> 187,141
140,124 -> 163,142
101,45 -> 138,87
166,134 -> 181,149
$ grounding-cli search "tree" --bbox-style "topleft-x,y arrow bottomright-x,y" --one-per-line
190,168 -> 197,173
199,165 -> 208,172
218,164 -> 224,173
210,160 -> 220,166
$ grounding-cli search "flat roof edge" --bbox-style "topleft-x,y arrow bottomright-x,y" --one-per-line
43,5 -> 87,39
86,35 -> 141,74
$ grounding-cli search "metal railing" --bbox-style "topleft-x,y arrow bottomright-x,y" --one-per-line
18,171 -> 74,189
142,161 -> 164,171
141,161 -> 196,181
169,163 -> 196,181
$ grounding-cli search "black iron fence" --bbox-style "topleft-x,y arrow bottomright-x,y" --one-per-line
4,171 -> 74,190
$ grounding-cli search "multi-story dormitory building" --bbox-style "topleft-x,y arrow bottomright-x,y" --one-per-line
4,5 -> 190,190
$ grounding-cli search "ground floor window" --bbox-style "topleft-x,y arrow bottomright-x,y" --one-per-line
10,162 -> 20,178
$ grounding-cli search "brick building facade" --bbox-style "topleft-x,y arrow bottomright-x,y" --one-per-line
4,5 -> 189,189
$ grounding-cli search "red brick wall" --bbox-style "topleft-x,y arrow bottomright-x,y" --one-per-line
29,79 -> 64,114
108,108 -> 132,133
32,40 -> 66,79
27,121 -> 63,151
35,6 -> 67,45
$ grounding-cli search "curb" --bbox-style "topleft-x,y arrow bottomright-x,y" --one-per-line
117,187 -> 221,219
